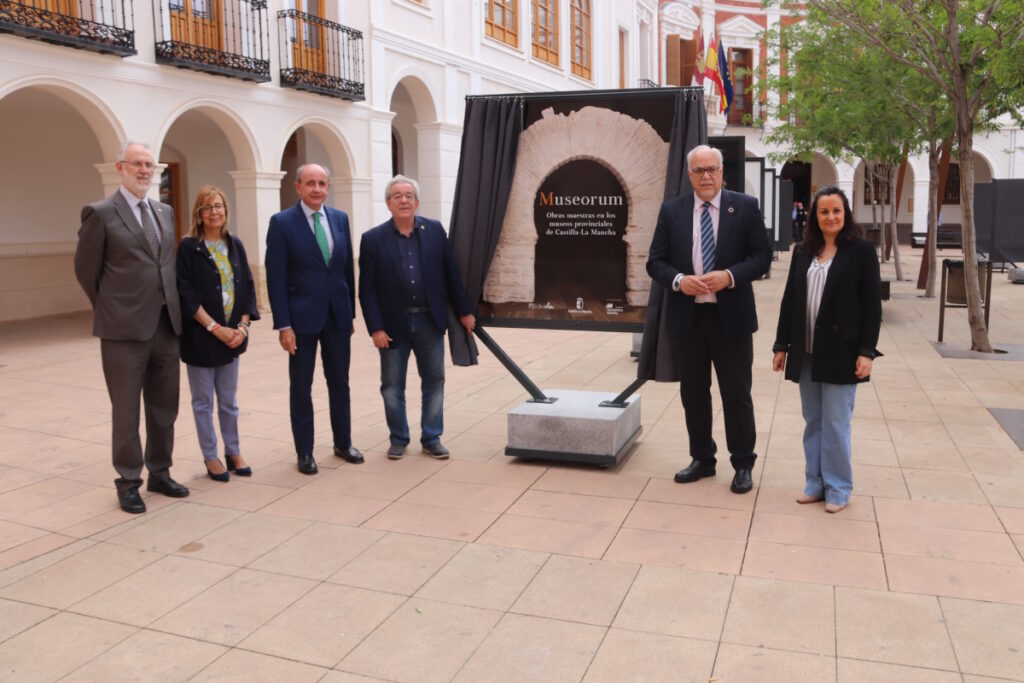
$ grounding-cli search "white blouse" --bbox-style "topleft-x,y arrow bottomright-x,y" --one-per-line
805,256 -> 833,351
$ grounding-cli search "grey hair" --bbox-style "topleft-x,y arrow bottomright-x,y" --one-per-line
296,163 -> 331,182
118,140 -> 153,160
385,175 -> 420,200
686,144 -> 724,168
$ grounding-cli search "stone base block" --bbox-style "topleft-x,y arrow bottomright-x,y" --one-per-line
631,332 -> 642,358
506,389 -> 641,468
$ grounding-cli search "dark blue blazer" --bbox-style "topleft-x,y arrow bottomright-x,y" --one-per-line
646,189 -> 772,339
265,202 -> 355,335
358,216 -> 472,343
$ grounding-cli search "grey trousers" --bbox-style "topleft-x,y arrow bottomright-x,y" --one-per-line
100,308 -> 180,492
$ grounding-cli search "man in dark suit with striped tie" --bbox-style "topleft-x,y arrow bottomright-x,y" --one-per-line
265,163 -> 362,475
646,145 -> 772,494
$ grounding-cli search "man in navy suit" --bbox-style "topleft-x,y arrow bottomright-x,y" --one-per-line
358,175 -> 475,459
647,145 -> 772,494
266,163 -> 363,474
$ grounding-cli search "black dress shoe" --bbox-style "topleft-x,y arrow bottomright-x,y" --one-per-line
334,446 -> 364,464
146,477 -> 190,498
387,443 -> 407,459
422,442 -> 450,459
730,468 -> 753,494
117,487 -> 146,514
674,459 -> 716,483
297,453 -> 318,475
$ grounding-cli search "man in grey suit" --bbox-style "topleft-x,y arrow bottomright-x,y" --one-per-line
75,141 -> 190,513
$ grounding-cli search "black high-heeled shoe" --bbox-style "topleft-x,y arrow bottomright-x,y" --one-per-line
205,460 -> 230,482
226,455 -> 252,477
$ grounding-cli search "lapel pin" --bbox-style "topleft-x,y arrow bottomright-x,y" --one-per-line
727,207 -> 735,213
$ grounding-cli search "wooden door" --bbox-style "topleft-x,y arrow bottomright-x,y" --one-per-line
169,0 -> 222,50
292,0 -> 326,73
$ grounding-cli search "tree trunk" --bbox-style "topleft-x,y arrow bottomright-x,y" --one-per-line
924,143 -> 940,297
888,163 -> 904,281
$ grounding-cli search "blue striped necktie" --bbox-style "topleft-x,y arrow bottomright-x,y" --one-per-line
700,201 -> 716,273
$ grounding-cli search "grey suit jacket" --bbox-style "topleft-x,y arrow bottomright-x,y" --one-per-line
75,189 -> 182,340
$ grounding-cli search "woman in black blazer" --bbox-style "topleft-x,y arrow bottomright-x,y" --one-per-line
176,186 -> 260,481
772,186 -> 882,513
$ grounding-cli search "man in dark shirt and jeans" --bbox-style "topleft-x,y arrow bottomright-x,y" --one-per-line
358,175 -> 475,459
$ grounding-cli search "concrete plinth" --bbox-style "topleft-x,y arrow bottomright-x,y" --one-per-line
631,332 -> 642,358
506,389 -> 642,467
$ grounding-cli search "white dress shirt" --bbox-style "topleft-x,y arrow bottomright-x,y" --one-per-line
300,201 -> 334,256
119,185 -> 162,246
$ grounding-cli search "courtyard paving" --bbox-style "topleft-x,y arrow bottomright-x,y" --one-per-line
0,247 -> 1023,682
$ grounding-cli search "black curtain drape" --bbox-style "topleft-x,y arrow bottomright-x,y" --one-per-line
637,89 -> 707,381
447,96 -> 525,366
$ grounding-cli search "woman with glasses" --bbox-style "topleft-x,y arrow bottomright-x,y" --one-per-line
176,186 -> 260,481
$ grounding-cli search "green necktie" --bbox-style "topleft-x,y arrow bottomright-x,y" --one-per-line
313,211 -> 330,265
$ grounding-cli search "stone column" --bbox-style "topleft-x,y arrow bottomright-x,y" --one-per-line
370,109 -> 396,226
912,176 -> 930,241
332,177 -> 374,245
229,170 -> 286,311
414,121 -> 463,224
95,162 -> 166,202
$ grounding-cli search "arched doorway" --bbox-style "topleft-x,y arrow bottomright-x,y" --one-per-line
388,75 -> 440,219
278,120 -> 356,220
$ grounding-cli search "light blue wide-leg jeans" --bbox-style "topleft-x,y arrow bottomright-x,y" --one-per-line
798,354 -> 856,506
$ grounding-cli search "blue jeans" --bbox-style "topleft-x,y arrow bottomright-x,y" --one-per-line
186,358 -> 240,461
380,312 -> 445,446
798,353 -> 857,506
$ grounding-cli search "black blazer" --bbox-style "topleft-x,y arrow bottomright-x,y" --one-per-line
773,237 -> 882,384
358,216 -> 472,344
176,234 -> 260,367
646,189 -> 772,339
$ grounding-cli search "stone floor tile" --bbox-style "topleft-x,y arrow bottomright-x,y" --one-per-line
958,446 -> 1024,476
886,419 -> 951,445
711,642 -> 837,683
639,475 -> 756,511
612,564 -> 733,639
849,463 -> 910,499
175,511 -> 311,566
329,532 -> 463,595
9,485 -> 118,532
249,522 -> 384,580
69,554 -> 236,626
191,649 -> 329,682
604,527 -> 746,574
531,466 -> 648,499
321,673 -> 393,683
302,468 -> 423,500
61,628 -> 226,682
428,458 -> 546,488
835,587 -> 958,670
0,541 -> 159,608
0,537 -> 92,585
477,514 -> 618,558
0,519 -> 49,553
510,553 -> 638,626
880,524 -> 1021,565
151,568 -> 317,645
893,441 -> 969,470
0,477 -> 95,520
0,597 -> 54,642
940,597 -> 1024,680
504,489 -> 634,526
721,575 -> 835,655
623,500 -> 751,539
397,478 -> 524,513
0,612 -> 136,682
260,488 -> 392,526
186,479 -> 294,511
104,502 -> 244,554
339,598 -> 501,683
749,511 -> 880,552
836,659 -> 962,683
875,497 -> 1004,532
975,471 -> 1024,508
996,506 -> 1024,534
239,583 -> 405,668
361,501 -> 498,541
416,543 -> 548,611
886,554 -> 1024,604
903,468 -> 990,504
451,613 -> 605,683
582,629 -> 716,683
742,540 -> 887,590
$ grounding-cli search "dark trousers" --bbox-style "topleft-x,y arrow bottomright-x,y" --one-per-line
100,307 -> 180,492
678,305 -> 757,470
289,310 -> 351,455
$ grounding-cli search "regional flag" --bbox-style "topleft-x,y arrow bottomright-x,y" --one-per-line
692,29 -> 706,86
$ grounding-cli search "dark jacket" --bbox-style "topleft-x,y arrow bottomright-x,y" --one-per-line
773,237 -> 882,384
358,216 -> 472,344
265,202 -> 355,335
646,189 -> 772,339
176,234 -> 260,367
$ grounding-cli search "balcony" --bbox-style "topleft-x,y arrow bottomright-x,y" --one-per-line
0,0 -> 135,55
277,9 -> 364,101
154,0 -> 270,82
636,78 -> 659,88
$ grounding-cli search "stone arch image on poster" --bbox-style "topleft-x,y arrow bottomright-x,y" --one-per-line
483,105 -> 669,321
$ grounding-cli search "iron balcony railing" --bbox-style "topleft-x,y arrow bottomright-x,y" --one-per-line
277,9 -> 364,101
0,0 -> 135,55
154,0 -> 270,81
636,78 -> 659,88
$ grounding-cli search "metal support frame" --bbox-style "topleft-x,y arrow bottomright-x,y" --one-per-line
599,376 -> 646,408
473,326 -> 555,403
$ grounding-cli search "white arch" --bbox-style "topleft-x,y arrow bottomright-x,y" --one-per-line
811,153 -> 839,185
660,1 -> 699,35
967,144 -> 997,178
0,76 -> 123,159
277,116 -> 357,178
387,69 -> 439,123
156,99 -> 260,170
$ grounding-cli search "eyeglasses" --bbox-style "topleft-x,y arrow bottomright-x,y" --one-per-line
689,166 -> 721,177
200,203 -> 226,213
389,192 -> 417,201
121,159 -> 156,170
